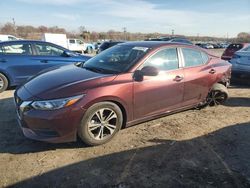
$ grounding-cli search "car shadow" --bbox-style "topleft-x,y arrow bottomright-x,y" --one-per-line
224,97 -> 250,107
9,122 -> 250,188
230,78 -> 250,88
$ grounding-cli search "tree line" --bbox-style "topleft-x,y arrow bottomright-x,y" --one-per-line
0,22 -> 249,43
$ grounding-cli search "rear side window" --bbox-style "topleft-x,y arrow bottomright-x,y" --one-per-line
35,43 -> 64,56
143,48 -> 179,71
227,44 -> 243,49
1,44 -> 32,55
76,40 -> 83,45
182,48 -> 206,67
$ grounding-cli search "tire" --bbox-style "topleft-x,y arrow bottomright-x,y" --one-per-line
78,102 -> 123,146
0,73 -> 8,93
207,83 -> 229,106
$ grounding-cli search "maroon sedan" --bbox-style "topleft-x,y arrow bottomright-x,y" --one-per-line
221,43 -> 249,61
14,42 -> 231,146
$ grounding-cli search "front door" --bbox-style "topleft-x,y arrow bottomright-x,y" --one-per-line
133,47 -> 184,120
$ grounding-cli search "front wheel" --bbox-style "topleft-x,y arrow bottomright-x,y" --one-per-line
78,102 -> 123,146
207,83 -> 229,106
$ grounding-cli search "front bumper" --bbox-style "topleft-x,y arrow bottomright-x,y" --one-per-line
14,93 -> 86,143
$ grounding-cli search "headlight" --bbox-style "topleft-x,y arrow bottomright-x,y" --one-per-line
31,95 -> 84,110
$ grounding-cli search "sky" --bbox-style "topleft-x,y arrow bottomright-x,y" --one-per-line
0,0 -> 249,37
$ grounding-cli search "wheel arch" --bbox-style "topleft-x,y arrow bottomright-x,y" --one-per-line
0,69 -> 13,87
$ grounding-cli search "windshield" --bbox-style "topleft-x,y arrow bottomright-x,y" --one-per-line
83,45 -> 149,74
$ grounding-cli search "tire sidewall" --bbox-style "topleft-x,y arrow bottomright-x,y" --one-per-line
0,73 -> 8,93
78,102 -> 123,146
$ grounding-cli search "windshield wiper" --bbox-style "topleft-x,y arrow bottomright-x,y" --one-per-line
83,66 -> 103,73
83,66 -> 118,74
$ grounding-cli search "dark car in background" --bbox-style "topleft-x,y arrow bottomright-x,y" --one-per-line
97,41 -> 124,54
0,40 -> 90,92
15,41 -> 231,146
145,37 -> 193,45
221,43 -> 249,61
229,45 -> 250,79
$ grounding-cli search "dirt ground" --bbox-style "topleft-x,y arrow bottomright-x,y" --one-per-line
1,49 -> 250,188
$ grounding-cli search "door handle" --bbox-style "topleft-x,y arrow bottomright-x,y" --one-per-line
40,60 -> 48,63
173,75 -> 184,82
209,69 -> 216,74
0,59 -> 7,63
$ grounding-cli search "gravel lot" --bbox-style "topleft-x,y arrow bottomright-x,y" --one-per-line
0,49 -> 250,188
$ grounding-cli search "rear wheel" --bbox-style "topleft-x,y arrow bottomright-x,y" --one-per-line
78,102 -> 123,146
207,83 -> 229,106
0,73 -> 8,93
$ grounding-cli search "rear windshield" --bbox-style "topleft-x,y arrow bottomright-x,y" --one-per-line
227,44 -> 243,49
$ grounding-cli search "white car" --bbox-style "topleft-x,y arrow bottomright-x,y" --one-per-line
68,39 -> 94,54
0,35 -> 21,42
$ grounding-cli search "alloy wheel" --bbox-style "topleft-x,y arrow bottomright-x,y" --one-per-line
207,90 -> 227,106
87,108 -> 118,140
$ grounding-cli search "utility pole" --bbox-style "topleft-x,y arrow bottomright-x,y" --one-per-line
12,18 -> 17,35
122,27 -> 127,40
171,29 -> 174,36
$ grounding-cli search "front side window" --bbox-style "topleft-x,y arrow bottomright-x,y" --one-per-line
84,45 -> 148,73
1,44 -> 32,55
76,40 -> 83,45
182,48 -> 206,67
35,43 -> 64,56
142,48 -> 179,71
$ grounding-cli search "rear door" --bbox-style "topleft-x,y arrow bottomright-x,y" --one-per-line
180,47 -> 216,106
0,42 -> 35,85
133,47 -> 184,120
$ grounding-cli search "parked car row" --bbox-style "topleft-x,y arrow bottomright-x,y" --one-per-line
145,37 -> 193,45
196,43 -> 229,49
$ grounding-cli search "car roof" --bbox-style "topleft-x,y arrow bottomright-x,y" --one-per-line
119,41 -> 193,48
0,40 -> 53,44
0,40 -> 68,50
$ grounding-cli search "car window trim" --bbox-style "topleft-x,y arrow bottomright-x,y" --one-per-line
180,47 -> 209,68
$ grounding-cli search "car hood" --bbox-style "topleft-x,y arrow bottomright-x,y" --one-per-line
22,64 -> 116,100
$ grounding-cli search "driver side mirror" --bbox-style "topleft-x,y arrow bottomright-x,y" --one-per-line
62,51 -> 74,57
133,66 -> 159,81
